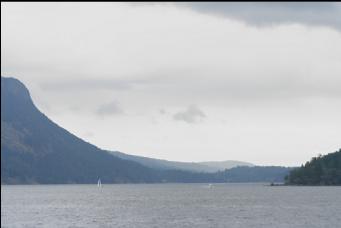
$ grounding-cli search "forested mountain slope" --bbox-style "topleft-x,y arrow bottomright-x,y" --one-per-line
285,149 -> 341,185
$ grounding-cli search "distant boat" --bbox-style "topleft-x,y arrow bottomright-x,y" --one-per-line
97,178 -> 102,188
208,184 -> 213,188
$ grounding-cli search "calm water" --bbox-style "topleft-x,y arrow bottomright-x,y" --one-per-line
1,183 -> 341,228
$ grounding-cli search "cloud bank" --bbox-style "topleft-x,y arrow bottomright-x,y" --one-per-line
96,101 -> 124,117
173,105 -> 206,124
178,2 -> 341,31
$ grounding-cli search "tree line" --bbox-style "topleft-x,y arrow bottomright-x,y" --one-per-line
285,149 -> 341,185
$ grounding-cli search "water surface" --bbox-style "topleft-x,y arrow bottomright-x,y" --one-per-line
2,183 -> 341,228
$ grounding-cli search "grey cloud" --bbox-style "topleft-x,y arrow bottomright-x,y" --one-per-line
1,3 -> 340,165
173,105 -> 206,124
179,2 -> 341,30
159,108 -> 167,115
96,101 -> 124,117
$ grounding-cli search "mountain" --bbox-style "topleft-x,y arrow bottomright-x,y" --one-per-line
1,76 -> 291,184
198,161 -> 254,171
285,149 -> 341,185
1,77 -> 163,184
218,166 -> 292,183
110,151 -> 253,173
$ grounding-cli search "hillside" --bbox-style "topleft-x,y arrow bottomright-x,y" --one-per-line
198,160 -> 254,171
1,77 -> 167,184
285,150 -> 341,185
219,166 -> 292,183
1,76 -> 291,184
110,151 -> 253,173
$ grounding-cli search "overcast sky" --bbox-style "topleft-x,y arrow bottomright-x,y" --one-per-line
2,2 -> 341,166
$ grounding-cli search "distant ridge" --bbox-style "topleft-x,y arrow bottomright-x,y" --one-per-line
1,76 -> 291,184
198,160 -> 254,171
110,151 -> 253,173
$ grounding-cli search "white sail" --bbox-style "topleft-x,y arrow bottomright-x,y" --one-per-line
97,178 -> 102,187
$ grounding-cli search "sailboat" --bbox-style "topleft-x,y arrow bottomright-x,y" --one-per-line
97,178 -> 102,188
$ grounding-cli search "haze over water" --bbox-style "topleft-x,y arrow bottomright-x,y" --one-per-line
2,184 -> 341,228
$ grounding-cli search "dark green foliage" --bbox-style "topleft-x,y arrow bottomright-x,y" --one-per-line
285,150 -> 341,185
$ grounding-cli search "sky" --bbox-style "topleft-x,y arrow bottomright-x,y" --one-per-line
1,2 -> 341,166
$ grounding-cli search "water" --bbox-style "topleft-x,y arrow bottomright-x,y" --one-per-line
1,183 -> 341,228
